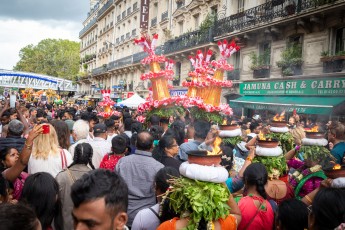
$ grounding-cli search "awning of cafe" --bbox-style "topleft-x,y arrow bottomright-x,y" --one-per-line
229,96 -> 345,115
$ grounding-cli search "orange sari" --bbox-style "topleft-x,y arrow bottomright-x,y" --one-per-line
157,215 -> 237,230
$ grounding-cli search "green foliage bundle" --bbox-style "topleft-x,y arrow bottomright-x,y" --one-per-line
266,132 -> 294,153
146,106 -> 185,121
253,155 -> 287,178
222,136 -> 243,146
169,177 -> 230,230
190,107 -> 223,124
14,38 -> 80,80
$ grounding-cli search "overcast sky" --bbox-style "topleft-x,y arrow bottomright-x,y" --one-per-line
0,0 -> 90,70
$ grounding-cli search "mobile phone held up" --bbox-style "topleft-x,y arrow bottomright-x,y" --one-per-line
42,124 -> 50,134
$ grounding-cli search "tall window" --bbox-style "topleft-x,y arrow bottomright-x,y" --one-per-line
178,21 -> 183,34
193,14 -> 200,29
238,0 -> 245,12
335,27 -> 345,54
259,42 -> 271,66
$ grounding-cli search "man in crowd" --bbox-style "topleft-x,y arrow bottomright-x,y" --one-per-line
247,122 -> 262,139
69,119 -> 90,157
328,121 -> 345,164
160,117 -> 169,135
115,131 -> 164,227
178,120 -> 211,162
71,169 -> 129,230
89,123 -> 112,168
0,119 -> 26,152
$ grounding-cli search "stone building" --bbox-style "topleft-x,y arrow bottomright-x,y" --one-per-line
78,0 -> 345,118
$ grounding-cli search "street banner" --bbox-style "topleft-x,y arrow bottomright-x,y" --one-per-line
140,0 -> 149,29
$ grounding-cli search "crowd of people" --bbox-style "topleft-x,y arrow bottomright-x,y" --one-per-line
0,98 -> 345,230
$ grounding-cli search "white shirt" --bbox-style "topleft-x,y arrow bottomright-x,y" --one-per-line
131,203 -> 160,230
89,137 -> 111,168
68,139 -> 89,158
107,133 -> 118,144
28,149 -> 73,178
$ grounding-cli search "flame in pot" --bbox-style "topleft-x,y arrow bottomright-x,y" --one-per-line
273,111 -> 285,121
333,164 -> 341,170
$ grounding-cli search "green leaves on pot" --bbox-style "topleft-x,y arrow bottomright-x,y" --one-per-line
222,136 -> 243,146
266,132 -> 294,153
190,107 -> 224,124
168,177 -> 230,230
253,155 -> 287,178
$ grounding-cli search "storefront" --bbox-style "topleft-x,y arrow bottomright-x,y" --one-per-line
229,77 -> 345,119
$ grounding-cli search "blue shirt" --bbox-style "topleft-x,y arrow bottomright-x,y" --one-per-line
226,174 -> 244,193
331,142 -> 345,164
178,140 -> 202,162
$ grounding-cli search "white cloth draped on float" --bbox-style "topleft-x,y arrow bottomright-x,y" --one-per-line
179,162 -> 229,183
255,146 -> 283,157
118,93 -> 146,108
302,138 -> 328,146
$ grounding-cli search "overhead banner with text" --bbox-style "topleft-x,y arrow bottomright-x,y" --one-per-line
140,0 -> 149,29
239,78 -> 345,96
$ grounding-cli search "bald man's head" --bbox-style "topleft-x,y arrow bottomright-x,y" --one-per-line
136,131 -> 154,151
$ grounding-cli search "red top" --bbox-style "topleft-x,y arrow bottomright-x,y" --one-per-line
238,195 -> 274,230
99,154 -> 123,170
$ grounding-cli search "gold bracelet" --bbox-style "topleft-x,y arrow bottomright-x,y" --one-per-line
305,195 -> 312,204
24,142 -> 33,149
246,157 -> 253,162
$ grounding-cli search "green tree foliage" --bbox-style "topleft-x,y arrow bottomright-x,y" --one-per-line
14,39 -> 80,80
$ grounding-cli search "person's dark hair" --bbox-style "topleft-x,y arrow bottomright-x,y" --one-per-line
160,117 -> 169,125
277,199 -> 308,230
150,115 -> 160,126
109,115 -> 121,121
155,166 -> 180,193
167,120 -> 186,145
71,169 -> 128,215
111,135 -> 128,155
0,203 -> 40,230
150,125 -> 164,140
250,122 -> 260,132
51,120 -> 71,149
123,112 -> 131,120
153,135 -> 176,163
105,118 -> 115,129
69,143 -> 95,169
243,163 -> 268,199
0,173 -> 9,200
130,121 -> 143,146
7,119 -> 24,136
86,107 -> 93,113
64,109 -> 75,119
20,172 -> 63,230
311,188 -> 345,230
193,120 -> 210,140
36,109 -> 46,118
136,131 -> 154,151
56,110 -> 65,120
220,145 -> 234,171
88,113 -> 99,123
124,118 -> 133,131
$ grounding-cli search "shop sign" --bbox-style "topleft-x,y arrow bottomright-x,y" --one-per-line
140,0 -> 149,29
170,89 -> 187,97
240,78 -> 345,96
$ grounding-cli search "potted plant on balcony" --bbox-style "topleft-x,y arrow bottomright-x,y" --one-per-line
276,44 -> 303,76
250,51 -> 271,78
320,50 -> 345,73
173,76 -> 180,86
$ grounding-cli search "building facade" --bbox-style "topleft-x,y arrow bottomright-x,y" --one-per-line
78,0 -> 345,116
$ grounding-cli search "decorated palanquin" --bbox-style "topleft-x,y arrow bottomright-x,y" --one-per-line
136,34 -> 240,124
97,89 -> 119,118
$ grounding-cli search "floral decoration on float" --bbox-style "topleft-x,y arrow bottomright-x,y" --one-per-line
97,89 -> 118,119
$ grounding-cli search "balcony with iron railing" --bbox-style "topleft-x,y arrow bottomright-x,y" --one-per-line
214,0 -> 342,37
92,65 -> 108,75
79,17 -> 97,37
161,11 -> 168,21
108,55 -> 133,70
97,0 -> 114,18
151,17 -> 157,27
163,28 -> 214,54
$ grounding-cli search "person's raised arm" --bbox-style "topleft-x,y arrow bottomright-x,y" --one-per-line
245,135 -> 257,150
15,102 -> 30,135
2,125 -> 42,182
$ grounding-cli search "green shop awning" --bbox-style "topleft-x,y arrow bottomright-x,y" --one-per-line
229,96 -> 345,115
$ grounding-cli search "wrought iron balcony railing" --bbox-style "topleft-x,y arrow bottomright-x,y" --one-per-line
161,11 -> 168,21
108,55 -> 133,70
79,17 -> 97,37
163,28 -> 214,54
151,17 -> 157,27
214,0 -> 341,37
92,65 -> 108,75
97,0 -> 114,18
